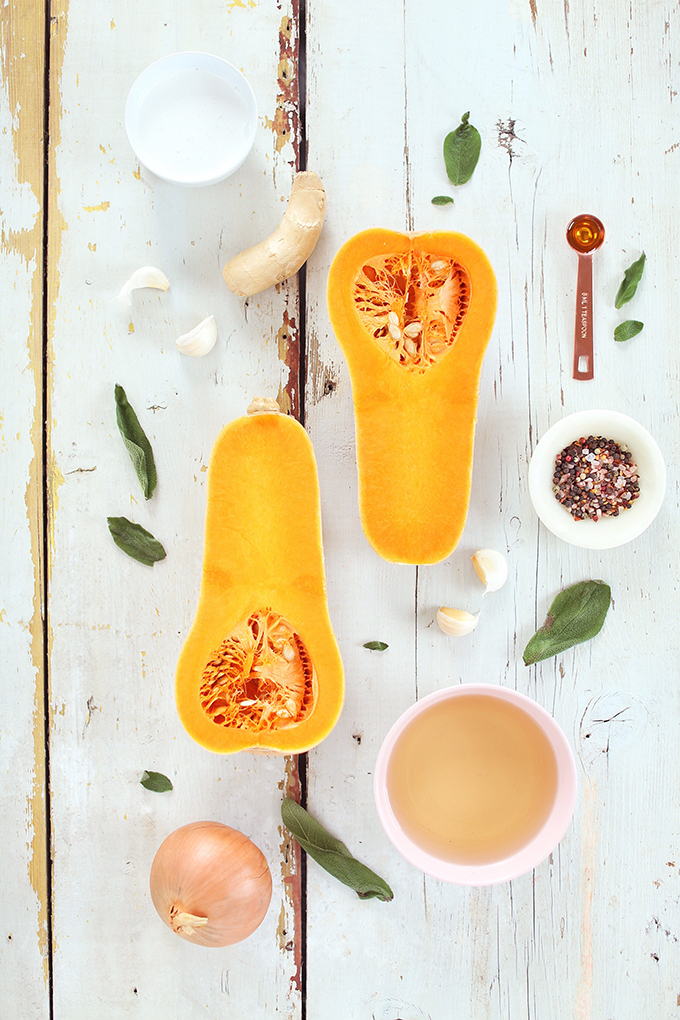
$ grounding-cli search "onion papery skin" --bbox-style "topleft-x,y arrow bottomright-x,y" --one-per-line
149,821 -> 273,947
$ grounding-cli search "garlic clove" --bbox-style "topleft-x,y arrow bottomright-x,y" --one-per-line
471,548 -> 508,594
116,266 -> 170,305
175,315 -> 217,357
436,607 -> 480,637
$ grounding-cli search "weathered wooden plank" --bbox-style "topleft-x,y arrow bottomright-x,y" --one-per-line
306,0 -> 680,1017
0,3 -> 50,1015
303,0 -> 433,1016
47,1 -> 304,1015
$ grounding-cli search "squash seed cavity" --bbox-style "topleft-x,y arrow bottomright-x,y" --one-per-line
353,250 -> 470,371
200,610 -> 317,731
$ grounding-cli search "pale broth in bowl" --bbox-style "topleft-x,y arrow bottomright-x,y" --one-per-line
374,684 -> 577,885
385,693 -> 558,866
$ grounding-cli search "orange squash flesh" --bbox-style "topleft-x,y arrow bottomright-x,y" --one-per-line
327,229 -> 497,564
175,407 -> 344,754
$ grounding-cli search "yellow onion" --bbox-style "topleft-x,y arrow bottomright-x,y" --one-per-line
149,821 -> 272,947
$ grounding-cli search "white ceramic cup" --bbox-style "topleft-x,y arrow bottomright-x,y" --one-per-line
125,52 -> 258,187
374,684 -> 577,885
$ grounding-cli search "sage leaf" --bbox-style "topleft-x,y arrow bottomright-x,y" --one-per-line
281,797 -> 393,902
140,770 -> 173,792
115,384 -> 157,499
523,579 -> 611,666
614,252 -> 645,309
107,516 -> 167,566
614,319 -> 644,342
443,112 -> 481,186
363,641 -> 388,651
432,195 -> 454,206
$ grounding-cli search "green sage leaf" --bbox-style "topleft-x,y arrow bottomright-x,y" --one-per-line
107,516 -> 167,566
140,770 -> 173,792
443,111 -> 481,186
363,641 -> 388,651
614,319 -> 644,342
523,579 -> 611,666
431,195 -> 454,206
115,384 -> 157,499
281,797 -> 393,902
614,252 -> 645,309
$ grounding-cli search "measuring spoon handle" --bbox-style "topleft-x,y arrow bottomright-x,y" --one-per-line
573,253 -> 594,380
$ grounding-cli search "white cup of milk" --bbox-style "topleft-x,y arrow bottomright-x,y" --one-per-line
125,52 -> 258,187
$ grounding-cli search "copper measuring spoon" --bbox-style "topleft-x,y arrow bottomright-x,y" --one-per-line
566,214 -> 605,381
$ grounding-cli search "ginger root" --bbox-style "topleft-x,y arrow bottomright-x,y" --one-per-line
223,171 -> 326,297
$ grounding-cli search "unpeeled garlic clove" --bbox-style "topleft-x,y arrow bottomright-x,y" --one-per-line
436,607 -> 479,637
116,266 -> 170,305
175,315 -> 217,357
472,548 -> 508,594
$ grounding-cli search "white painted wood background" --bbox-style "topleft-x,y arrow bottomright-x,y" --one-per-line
2,0 -> 679,1017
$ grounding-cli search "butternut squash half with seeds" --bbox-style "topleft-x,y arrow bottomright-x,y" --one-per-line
176,398 -> 344,754
327,229 -> 497,564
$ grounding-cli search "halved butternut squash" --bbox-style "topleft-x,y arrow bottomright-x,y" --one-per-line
327,229 -> 497,564
176,399 -> 344,754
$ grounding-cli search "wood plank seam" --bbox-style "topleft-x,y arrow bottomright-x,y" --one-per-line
41,3 -> 54,1016
291,3 -> 308,1017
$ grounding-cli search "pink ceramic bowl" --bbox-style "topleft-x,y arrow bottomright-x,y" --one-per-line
374,684 -> 577,885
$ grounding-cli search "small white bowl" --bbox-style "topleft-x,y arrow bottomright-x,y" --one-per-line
528,409 -> 666,550
125,52 -> 258,187
374,685 -> 577,886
